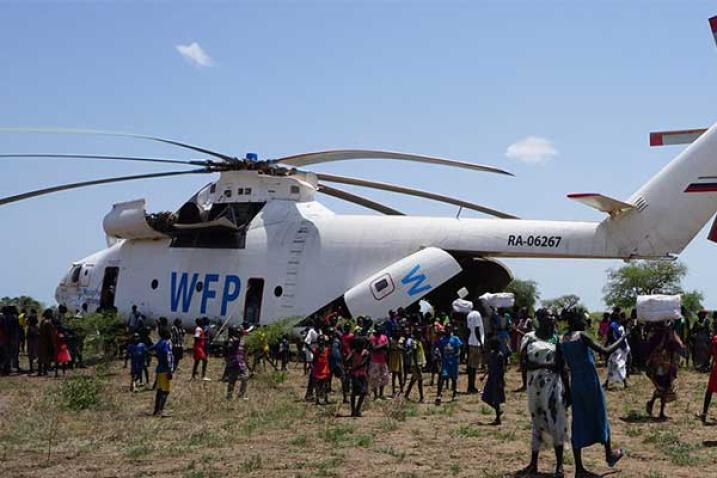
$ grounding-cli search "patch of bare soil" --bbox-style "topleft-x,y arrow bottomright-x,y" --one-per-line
1,356 -> 717,478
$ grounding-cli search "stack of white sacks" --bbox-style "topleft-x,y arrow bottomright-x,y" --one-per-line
636,294 -> 682,322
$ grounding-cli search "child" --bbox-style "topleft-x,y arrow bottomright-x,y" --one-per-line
347,336 -> 369,417
481,337 -> 506,425
225,326 -> 250,400
170,319 -> 185,372
127,333 -> 147,392
53,321 -> 72,377
388,330 -> 405,397
279,334 -> 290,371
435,323 -> 462,405
329,332 -> 348,403
192,318 -> 209,380
404,329 -> 426,402
151,328 -> 174,417
312,336 -> 331,405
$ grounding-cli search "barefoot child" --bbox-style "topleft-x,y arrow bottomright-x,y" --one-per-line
226,326 -> 250,399
481,337 -> 506,424
312,335 -> 331,405
348,337 -> 369,417
127,333 -> 147,391
151,327 -> 174,417
404,329 -> 426,402
435,323 -> 462,405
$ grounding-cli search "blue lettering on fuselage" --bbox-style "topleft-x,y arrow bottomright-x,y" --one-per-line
170,272 -> 242,315
400,264 -> 432,296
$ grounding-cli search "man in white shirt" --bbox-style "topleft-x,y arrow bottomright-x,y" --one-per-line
466,307 -> 485,394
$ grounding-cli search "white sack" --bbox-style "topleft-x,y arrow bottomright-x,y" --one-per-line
636,294 -> 681,322
452,298 -> 474,314
479,292 -> 515,309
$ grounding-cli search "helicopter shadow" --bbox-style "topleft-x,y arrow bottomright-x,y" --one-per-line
618,415 -> 667,424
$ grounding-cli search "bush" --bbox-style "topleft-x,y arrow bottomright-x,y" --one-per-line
243,317 -> 300,354
60,375 -> 105,411
72,311 -> 125,361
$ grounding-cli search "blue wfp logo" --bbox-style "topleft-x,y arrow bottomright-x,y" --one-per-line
400,264 -> 432,297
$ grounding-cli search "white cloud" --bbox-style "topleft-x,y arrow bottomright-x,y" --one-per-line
505,136 -> 558,165
176,42 -> 213,67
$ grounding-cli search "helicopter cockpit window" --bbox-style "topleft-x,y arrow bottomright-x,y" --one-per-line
290,185 -> 300,194
70,265 -> 82,284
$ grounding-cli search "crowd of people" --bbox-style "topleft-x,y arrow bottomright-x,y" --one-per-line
0,305 -> 85,377
3,299 -> 717,477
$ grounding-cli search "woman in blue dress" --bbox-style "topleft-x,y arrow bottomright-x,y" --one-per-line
559,310 -> 626,477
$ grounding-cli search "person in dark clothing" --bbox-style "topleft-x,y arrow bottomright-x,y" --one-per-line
3,306 -> 21,373
38,309 -> 55,376
26,311 -> 40,374
170,319 -> 185,372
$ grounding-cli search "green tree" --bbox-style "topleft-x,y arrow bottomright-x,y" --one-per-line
542,294 -> 583,312
0,295 -> 45,312
505,279 -> 540,313
602,260 -> 703,313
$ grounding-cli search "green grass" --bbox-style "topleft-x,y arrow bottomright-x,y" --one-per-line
240,454 -> 263,472
450,463 -> 461,475
125,443 -> 154,458
355,434 -> 375,447
319,424 -> 354,445
454,425 -> 481,438
289,434 -> 308,446
377,446 -> 406,462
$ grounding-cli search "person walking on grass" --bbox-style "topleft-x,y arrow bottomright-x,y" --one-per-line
481,337 -> 505,425
559,310 -> 626,478
53,319 -> 72,377
518,309 -> 569,478
192,318 -> 209,380
435,323 -> 462,405
605,312 -> 630,390
151,327 -> 174,417
698,321 -> 717,423
645,321 -> 684,420
170,319 -> 184,372
404,328 -> 426,403
225,326 -> 249,400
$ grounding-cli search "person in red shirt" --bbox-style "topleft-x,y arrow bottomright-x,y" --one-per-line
340,324 -> 355,358
192,318 -> 209,380
368,326 -> 390,400
311,336 -> 331,405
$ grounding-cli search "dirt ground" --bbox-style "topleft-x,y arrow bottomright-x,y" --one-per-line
2,354 -> 717,478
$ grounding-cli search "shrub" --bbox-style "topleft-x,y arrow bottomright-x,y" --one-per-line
60,375 -> 105,411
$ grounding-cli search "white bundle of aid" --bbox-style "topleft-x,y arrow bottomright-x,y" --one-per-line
452,298 -> 474,314
636,294 -> 681,322
479,292 -> 515,309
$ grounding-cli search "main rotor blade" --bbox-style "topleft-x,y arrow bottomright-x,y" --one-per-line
0,153 -> 212,167
275,150 -> 513,176
317,183 -> 404,216
0,127 -> 235,162
316,173 -> 518,219
0,168 -> 211,206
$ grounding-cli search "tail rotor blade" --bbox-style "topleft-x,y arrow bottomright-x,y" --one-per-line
0,127 -> 236,162
0,168 -> 211,206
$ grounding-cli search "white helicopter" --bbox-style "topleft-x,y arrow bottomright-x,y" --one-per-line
3,15 -> 717,329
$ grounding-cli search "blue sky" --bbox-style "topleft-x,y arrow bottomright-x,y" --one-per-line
1,1 -> 716,311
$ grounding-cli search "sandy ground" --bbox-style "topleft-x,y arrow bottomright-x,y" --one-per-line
1,354 -> 717,478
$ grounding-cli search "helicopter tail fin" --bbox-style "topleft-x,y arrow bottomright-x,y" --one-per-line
606,121 -> 717,256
